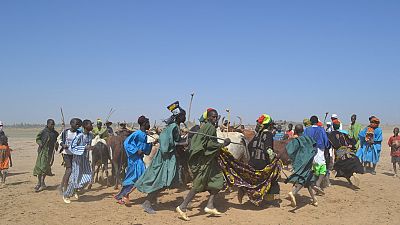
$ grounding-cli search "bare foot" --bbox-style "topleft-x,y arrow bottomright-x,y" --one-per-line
237,189 -> 244,204
312,186 -> 325,195
288,192 -> 296,207
352,173 -> 360,187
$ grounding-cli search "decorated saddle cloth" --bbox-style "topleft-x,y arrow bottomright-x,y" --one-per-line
218,147 -> 282,206
335,146 -> 356,161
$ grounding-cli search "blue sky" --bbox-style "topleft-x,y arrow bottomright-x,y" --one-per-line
1,1 -> 399,125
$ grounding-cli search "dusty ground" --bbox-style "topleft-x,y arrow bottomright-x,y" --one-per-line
1,127 -> 400,225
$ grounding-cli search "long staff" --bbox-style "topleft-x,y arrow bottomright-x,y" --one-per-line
51,107 -> 65,166
105,108 -> 116,122
187,130 -> 244,146
187,92 -> 195,126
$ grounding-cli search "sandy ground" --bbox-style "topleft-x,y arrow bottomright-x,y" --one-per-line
1,127 -> 400,225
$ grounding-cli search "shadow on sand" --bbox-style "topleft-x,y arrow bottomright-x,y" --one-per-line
286,194 -> 316,213
382,172 -> 396,177
330,179 -> 360,191
78,192 -> 114,202
7,172 -> 29,177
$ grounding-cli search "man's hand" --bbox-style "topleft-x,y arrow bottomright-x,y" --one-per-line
223,138 -> 231,147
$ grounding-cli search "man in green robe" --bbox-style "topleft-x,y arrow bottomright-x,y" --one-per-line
92,119 -> 109,139
33,119 -> 59,192
135,101 -> 187,214
285,124 -> 318,207
176,109 -> 231,221
348,114 -> 362,151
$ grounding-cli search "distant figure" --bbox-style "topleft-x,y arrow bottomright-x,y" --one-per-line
92,119 -> 109,145
388,127 -> 400,177
33,119 -> 59,192
285,123 -> 294,139
116,121 -> 131,135
0,135 -> 12,184
348,114 -> 362,151
273,125 -> 285,141
0,121 -> 5,138
326,122 -> 332,133
331,114 -> 343,130
105,121 -> 114,136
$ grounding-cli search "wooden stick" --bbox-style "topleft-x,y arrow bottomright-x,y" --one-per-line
187,92 -> 195,126
187,131 -> 244,146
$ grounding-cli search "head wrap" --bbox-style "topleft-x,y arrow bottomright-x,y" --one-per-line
332,119 -> 341,130
138,116 -> 149,126
369,117 -> 380,129
331,114 -> 338,119
199,108 -> 216,123
257,114 -> 272,125
119,121 -> 127,128
165,101 -> 186,125
167,101 -> 184,115
303,118 -> 311,127
97,118 -> 102,124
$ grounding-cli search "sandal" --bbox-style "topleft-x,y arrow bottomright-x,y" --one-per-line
116,199 -> 126,205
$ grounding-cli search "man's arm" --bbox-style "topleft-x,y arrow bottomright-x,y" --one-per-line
388,136 -> 393,147
36,130 -> 44,151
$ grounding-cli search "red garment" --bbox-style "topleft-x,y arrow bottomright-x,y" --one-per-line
388,135 -> 400,157
0,145 -> 11,170
285,130 -> 294,138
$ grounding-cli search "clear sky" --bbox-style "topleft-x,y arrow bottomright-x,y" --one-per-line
1,1 -> 399,125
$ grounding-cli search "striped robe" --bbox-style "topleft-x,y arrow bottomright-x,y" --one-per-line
64,132 -> 93,197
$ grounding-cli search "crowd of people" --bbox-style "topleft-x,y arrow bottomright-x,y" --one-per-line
0,104 -> 399,221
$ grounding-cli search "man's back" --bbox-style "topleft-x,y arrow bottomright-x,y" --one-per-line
303,126 -> 329,150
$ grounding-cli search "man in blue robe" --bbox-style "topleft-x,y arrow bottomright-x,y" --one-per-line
114,116 -> 153,204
